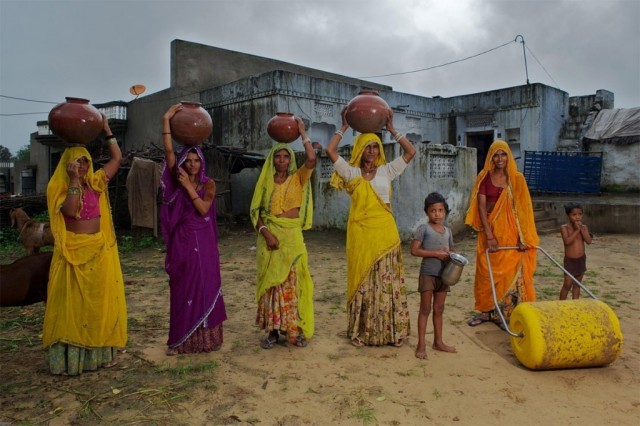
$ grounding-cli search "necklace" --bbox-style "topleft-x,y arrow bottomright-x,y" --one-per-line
361,167 -> 376,175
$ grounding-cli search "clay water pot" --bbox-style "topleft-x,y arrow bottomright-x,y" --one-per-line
48,97 -> 103,144
345,90 -> 391,133
441,253 -> 469,287
267,112 -> 300,143
169,101 -> 213,146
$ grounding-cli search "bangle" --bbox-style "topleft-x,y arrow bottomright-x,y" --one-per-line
191,196 -> 199,201
107,138 -> 118,145
394,133 -> 404,142
67,187 -> 81,196
335,130 -> 344,138
162,132 -> 171,135
303,138 -> 311,144
258,225 -> 268,234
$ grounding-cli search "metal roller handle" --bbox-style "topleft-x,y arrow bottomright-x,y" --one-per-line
485,246 -> 597,338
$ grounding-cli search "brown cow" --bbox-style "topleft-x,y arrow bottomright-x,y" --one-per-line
9,207 -> 55,256
0,252 -> 52,307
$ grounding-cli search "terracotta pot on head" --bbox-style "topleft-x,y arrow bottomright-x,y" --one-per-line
345,90 -> 391,134
48,97 -> 103,145
267,112 -> 300,143
169,101 -> 213,146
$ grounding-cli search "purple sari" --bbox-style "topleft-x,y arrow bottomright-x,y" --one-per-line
160,146 -> 226,350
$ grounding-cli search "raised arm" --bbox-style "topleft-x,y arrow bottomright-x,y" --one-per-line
297,116 -> 316,169
101,114 -> 122,179
385,109 -> 416,163
162,104 -> 183,171
325,107 -> 349,163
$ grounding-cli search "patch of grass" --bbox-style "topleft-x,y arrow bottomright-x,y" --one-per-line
534,267 -> 563,278
118,235 -> 163,254
0,227 -> 24,256
349,406 -> 377,424
156,360 -> 218,377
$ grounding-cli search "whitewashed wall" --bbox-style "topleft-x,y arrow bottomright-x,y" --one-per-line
311,143 -> 476,240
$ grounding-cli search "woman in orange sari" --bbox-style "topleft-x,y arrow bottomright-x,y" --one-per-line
465,140 -> 539,329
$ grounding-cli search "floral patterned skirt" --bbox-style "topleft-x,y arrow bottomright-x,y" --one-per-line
47,343 -> 117,376
348,247 -> 410,346
256,268 -> 301,341
170,323 -> 223,354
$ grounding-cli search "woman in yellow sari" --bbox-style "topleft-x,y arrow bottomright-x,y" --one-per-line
43,115 -> 127,375
327,108 -> 415,347
250,117 -> 316,349
465,140 -> 539,329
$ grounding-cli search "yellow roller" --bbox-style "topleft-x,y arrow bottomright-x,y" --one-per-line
508,299 -> 623,370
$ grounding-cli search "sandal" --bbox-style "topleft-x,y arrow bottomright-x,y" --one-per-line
290,336 -> 308,348
351,337 -> 365,347
260,330 -> 279,350
165,348 -> 178,356
467,312 -> 492,327
102,360 -> 118,368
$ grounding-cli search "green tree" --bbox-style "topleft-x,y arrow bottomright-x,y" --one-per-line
0,145 -> 11,161
12,145 -> 30,162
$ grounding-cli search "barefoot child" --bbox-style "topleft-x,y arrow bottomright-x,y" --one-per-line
560,202 -> 592,300
411,192 -> 457,359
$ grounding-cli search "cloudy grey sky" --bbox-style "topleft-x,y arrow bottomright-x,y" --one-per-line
1,0 -> 638,154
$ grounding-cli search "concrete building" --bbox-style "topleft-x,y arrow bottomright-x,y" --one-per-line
18,39 -> 638,236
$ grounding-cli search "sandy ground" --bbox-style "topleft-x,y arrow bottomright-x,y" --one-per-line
1,225 -> 639,425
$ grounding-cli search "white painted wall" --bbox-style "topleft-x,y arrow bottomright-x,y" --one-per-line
310,143 -> 476,240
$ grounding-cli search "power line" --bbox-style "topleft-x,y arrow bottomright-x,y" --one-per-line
0,94 -> 58,104
357,38 -> 516,79
525,45 -> 561,89
0,112 -> 49,117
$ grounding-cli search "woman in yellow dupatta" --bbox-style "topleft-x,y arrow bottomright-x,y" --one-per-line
250,117 -> 316,349
465,140 -> 539,329
327,108 -> 416,347
43,116 -> 127,375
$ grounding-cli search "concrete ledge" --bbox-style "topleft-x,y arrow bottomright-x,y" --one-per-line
533,193 -> 640,234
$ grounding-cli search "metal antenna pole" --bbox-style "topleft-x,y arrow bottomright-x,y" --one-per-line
515,35 -> 530,85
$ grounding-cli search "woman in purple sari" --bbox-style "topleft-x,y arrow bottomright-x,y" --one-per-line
160,104 -> 227,356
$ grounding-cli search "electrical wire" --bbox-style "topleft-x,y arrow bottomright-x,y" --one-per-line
357,39 -> 516,79
0,94 -> 58,104
0,112 -> 49,116
525,45 -> 561,89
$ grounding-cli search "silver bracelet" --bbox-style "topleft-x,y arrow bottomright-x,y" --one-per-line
394,133 -> 404,142
258,225 -> 268,234
303,138 -> 311,144
335,130 -> 344,138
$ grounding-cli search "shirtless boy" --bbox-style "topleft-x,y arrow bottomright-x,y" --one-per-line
560,202 -> 592,300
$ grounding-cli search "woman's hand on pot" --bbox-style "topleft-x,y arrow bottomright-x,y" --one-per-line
386,109 -> 396,134
163,104 -> 183,121
340,106 -> 349,128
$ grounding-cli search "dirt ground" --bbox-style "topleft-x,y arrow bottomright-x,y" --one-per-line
1,225 -> 639,425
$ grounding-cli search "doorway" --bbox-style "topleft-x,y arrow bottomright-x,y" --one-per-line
466,132 -> 494,174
